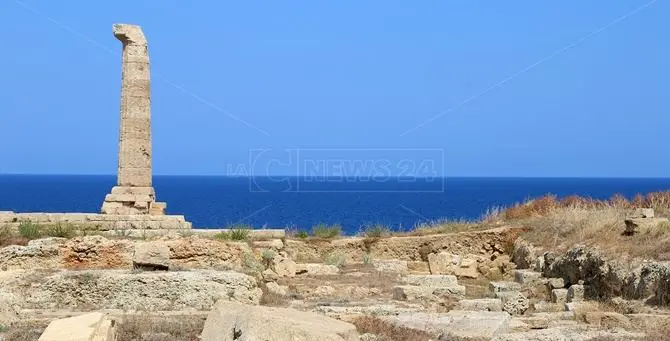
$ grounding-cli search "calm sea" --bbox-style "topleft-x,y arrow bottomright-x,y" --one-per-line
1,175 -> 669,234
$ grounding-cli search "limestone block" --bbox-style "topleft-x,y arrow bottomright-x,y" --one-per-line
372,259 -> 408,274
455,298 -> 503,312
38,312 -> 106,341
584,311 -> 631,329
428,251 -> 460,275
432,285 -> 466,298
265,282 -> 288,296
439,311 -> 511,341
272,255 -> 297,277
496,291 -> 529,315
392,286 -> 435,301
631,208 -> 655,218
133,242 -> 170,270
295,263 -> 339,276
111,186 -> 155,196
567,284 -> 585,302
551,289 -> 568,304
515,316 -> 549,329
489,281 -> 521,293
200,300 -> 359,341
514,270 -> 543,285
403,274 -> 458,287
546,277 -> 565,289
252,239 -> 284,250
624,217 -> 669,235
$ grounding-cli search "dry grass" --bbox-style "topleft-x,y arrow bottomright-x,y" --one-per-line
352,316 -> 434,341
3,321 -> 48,341
258,282 -> 290,307
116,314 -> 205,341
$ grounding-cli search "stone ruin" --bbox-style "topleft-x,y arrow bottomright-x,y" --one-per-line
0,24 -> 191,230
101,24 -> 166,216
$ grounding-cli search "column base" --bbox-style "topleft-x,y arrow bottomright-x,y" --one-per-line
101,186 -> 166,215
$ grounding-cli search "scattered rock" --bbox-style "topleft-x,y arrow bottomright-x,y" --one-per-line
265,282 -> 288,296
296,263 -> 339,276
546,277 -> 565,289
583,311 -> 631,329
630,208 -> 655,218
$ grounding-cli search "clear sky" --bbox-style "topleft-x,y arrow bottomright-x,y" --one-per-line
1,1 -> 668,177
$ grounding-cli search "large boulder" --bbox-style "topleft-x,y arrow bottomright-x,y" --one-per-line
624,218 -> 669,235
200,300 -> 359,341
133,242 -> 170,270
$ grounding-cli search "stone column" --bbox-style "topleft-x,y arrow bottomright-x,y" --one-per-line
101,24 -> 165,215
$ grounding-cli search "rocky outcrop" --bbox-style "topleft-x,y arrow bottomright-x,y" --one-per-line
511,238 -> 537,270
132,242 -> 170,270
200,300 -> 359,341
0,236 -> 251,271
13,269 -> 261,310
284,227 -> 518,263
540,245 -> 670,305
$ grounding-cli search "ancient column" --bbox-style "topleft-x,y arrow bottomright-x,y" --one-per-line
101,24 -> 165,215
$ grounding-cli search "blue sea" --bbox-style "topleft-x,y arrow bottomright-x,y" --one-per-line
1,175 -> 670,234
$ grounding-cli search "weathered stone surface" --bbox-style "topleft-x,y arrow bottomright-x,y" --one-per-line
624,217 -> 669,235
551,289 -> 568,304
583,311 -> 631,329
439,311 -> 511,341
272,253 -> 297,277
514,270 -> 542,285
132,242 -> 170,270
373,259 -> 408,274
295,263 -> 339,276
546,277 -> 565,289
428,252 -> 481,278
100,23 -> 172,217
19,269 -> 261,310
456,298 -> 503,312
38,312 -> 110,341
265,282 -> 288,296
393,285 -> 465,301
403,274 -> 458,287
200,300 -> 359,341
511,238 -> 537,270
496,291 -> 529,315
567,284 -> 585,302
0,238 -> 66,270
630,208 -> 655,218
490,281 -> 522,293
492,326 -> 644,341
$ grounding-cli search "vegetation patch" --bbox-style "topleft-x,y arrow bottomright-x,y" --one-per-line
116,314 -> 205,341
311,224 -> 342,239
352,316 -> 434,341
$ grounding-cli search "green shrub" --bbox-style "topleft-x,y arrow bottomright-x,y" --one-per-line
0,225 -> 13,245
362,224 -> 391,238
44,223 -> 76,238
363,253 -> 374,265
311,224 -> 342,239
213,232 -> 230,240
18,222 -> 41,240
261,249 -> 276,268
229,228 -> 251,241
0,323 -> 8,332
296,230 -> 309,239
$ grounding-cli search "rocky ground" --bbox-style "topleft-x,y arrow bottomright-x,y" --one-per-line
1,217 -> 670,340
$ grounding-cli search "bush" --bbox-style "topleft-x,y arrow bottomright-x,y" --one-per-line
213,231 -> 230,240
311,224 -> 342,239
229,227 -> 251,241
18,222 -> 41,240
44,223 -> 76,238
296,230 -> 309,239
261,249 -> 276,268
362,224 -> 391,238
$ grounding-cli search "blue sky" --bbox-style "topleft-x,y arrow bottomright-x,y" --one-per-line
1,1 -> 668,177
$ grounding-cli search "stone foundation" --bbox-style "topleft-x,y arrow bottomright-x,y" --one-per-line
101,186 -> 166,215
0,211 -> 190,230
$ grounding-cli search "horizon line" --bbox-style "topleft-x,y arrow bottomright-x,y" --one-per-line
2,173 -> 670,179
